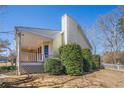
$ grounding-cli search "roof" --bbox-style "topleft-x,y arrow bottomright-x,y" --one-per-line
77,25 -> 92,49
15,26 -> 60,39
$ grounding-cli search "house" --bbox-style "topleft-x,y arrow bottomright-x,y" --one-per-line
15,14 -> 92,75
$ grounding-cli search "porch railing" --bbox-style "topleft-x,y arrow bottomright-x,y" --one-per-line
19,52 -> 54,74
21,52 -> 45,63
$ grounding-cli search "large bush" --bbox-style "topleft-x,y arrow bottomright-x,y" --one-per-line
59,43 -> 83,76
82,49 -> 93,72
44,58 -> 64,75
92,55 -> 100,69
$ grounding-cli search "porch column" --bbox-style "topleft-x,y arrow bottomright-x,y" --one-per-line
37,48 -> 39,61
40,46 -> 42,61
42,42 -> 44,62
16,32 -> 21,75
35,51 -> 37,62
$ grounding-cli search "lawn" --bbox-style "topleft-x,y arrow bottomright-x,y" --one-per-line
0,69 -> 124,88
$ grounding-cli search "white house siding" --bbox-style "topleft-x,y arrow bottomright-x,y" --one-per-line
48,42 -> 53,57
62,15 -> 68,44
62,14 -> 91,49
52,33 -> 62,57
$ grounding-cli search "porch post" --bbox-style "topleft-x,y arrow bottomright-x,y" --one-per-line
36,48 -> 38,62
16,32 -> 21,75
39,47 -> 42,61
35,51 -> 37,62
38,48 -> 40,61
42,41 -> 44,62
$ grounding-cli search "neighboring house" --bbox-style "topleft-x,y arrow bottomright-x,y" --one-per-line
15,14 -> 92,75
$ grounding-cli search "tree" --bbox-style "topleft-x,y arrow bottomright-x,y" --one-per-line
0,6 -> 11,53
0,6 -> 6,31
8,50 -> 16,66
0,6 -> 13,64
118,6 -> 124,32
119,16 -> 124,32
0,39 -> 11,51
0,6 -> 10,51
91,6 -> 124,64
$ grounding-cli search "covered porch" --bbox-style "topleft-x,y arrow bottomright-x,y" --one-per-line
16,30 -> 53,75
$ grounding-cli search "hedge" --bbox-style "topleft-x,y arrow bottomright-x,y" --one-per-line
82,49 -> 93,72
44,58 -> 64,75
59,43 -> 83,76
92,55 -> 100,69
0,66 -> 16,71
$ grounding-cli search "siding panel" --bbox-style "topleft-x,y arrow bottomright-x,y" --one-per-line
62,14 -> 91,49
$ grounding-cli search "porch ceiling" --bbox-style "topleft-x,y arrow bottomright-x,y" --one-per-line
20,31 -> 52,50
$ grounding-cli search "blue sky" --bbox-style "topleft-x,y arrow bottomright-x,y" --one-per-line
0,5 -> 117,54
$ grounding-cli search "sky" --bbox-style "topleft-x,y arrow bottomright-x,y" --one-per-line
0,5 -> 117,54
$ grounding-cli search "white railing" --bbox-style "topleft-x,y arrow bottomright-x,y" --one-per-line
102,63 -> 124,71
21,52 -> 54,63
21,52 -> 45,63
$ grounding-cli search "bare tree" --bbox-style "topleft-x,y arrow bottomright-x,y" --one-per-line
91,6 -> 124,64
0,6 -> 6,31
119,16 -> 124,32
8,50 -> 16,66
0,39 -> 11,51
0,6 -> 11,52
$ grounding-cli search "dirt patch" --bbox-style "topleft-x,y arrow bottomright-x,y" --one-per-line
0,69 -> 124,88
0,70 -> 16,76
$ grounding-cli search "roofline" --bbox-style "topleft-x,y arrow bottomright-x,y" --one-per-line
77,25 -> 92,49
16,29 -> 54,40
15,27 -> 56,40
15,26 -> 60,32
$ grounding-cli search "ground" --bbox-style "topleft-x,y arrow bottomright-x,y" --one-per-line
0,69 -> 124,88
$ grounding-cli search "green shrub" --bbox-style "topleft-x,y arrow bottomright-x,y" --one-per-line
44,58 -> 64,75
59,43 -> 83,76
82,49 -> 92,72
8,66 -> 16,71
83,58 -> 91,72
0,66 -> 16,71
92,55 -> 100,69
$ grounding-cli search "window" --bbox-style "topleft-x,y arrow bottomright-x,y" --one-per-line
44,45 -> 49,58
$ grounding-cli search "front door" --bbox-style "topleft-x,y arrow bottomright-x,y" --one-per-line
44,45 -> 49,58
